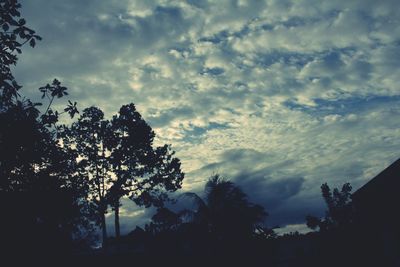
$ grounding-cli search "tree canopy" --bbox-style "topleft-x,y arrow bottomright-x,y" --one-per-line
1,0 -> 41,106
60,104 -> 184,243
306,182 -> 353,232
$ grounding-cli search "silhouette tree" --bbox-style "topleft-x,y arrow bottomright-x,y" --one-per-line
1,0 -> 41,107
306,182 -> 353,232
61,104 -> 184,243
181,175 -> 267,241
1,0 -> 79,193
59,106 -> 112,245
145,207 -> 181,235
0,84 -> 91,257
0,3 -> 89,258
107,103 -> 184,238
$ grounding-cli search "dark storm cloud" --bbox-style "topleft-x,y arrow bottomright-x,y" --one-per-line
232,172 -> 304,208
233,172 -> 306,226
189,148 -> 308,226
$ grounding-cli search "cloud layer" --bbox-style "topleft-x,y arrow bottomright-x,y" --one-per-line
15,0 -> 400,233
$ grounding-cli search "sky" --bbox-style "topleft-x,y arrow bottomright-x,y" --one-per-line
15,0 -> 400,235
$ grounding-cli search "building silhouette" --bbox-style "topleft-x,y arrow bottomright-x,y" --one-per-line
352,158 -> 400,266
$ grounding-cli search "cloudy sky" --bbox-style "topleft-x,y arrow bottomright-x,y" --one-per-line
15,0 -> 400,234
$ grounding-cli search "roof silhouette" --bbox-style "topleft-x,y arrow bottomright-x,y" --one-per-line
352,158 -> 400,201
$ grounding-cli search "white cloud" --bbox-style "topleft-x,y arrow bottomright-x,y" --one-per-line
14,0 -> 400,232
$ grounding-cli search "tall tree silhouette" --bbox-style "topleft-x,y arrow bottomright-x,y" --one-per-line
0,1 -> 87,256
107,103 -> 184,238
1,0 -> 78,192
60,107 -> 112,245
61,104 -> 184,242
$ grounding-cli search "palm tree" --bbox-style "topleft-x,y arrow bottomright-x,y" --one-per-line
180,175 -> 268,240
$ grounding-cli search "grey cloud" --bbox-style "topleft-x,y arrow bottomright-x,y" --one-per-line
148,106 -> 195,127
187,148 -> 307,226
201,67 -> 225,76
106,198 -> 156,236
13,0 -> 400,229
233,172 -> 304,207
124,6 -> 188,47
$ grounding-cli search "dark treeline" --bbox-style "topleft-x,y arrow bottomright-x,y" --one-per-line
1,1 -> 399,266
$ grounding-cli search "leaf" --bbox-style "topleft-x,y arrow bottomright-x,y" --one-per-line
179,192 -> 206,210
29,38 -> 35,47
2,23 -> 9,31
64,100 -> 79,118
52,79 -> 60,86
18,30 -> 26,39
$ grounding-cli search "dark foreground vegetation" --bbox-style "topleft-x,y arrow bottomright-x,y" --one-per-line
1,1 -> 399,266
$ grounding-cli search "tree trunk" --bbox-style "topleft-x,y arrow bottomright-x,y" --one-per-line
101,212 -> 108,248
114,200 -> 121,238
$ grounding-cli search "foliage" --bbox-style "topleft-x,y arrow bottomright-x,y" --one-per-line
60,104 -> 184,241
180,174 -> 268,239
145,207 -> 181,235
39,79 -> 78,126
306,182 -> 353,232
108,103 -> 184,209
0,0 -> 95,250
0,0 -> 41,106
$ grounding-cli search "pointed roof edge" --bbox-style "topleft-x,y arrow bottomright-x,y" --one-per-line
352,157 -> 400,200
